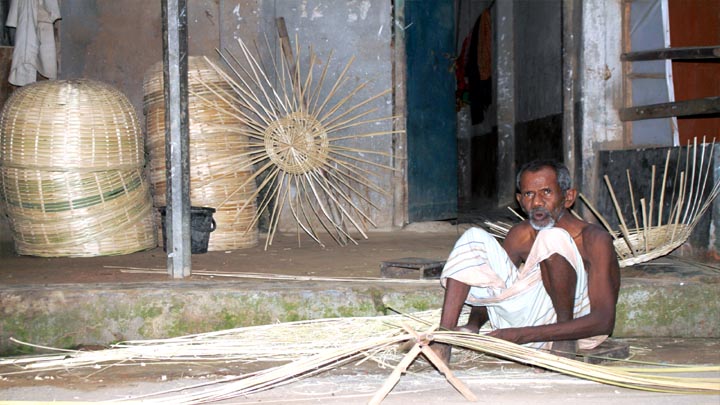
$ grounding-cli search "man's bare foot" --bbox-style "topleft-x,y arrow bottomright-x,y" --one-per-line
430,342 -> 452,365
455,324 -> 479,334
550,340 -> 578,359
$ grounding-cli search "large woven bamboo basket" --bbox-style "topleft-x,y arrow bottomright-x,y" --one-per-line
0,80 -> 157,257
143,56 -> 258,250
0,80 -> 143,170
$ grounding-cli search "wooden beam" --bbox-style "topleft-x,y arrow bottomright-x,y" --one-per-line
619,97 -> 720,121
562,0 -> 582,191
621,45 -> 720,61
162,0 -> 191,279
391,1 -> 408,227
276,17 -> 296,79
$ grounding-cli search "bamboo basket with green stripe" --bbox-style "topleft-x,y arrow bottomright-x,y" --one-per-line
0,80 -> 156,257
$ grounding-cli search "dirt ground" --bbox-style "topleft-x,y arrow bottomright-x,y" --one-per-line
1,223 -> 719,403
0,223 -> 462,285
0,337 -> 718,404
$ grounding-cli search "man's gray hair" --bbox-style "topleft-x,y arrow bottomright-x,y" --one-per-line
516,159 -> 572,193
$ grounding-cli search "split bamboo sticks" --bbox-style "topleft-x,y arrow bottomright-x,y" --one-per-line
192,31 -> 400,249
599,137 -> 719,266
1,313 -> 717,404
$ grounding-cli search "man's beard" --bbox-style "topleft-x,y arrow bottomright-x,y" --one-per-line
529,207 -> 557,231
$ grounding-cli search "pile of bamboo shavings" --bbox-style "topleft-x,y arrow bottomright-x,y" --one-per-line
1,313 -> 718,404
196,32 -> 402,249
0,310 -> 446,373
117,331 -> 720,404
144,56 -> 259,250
0,80 -> 157,256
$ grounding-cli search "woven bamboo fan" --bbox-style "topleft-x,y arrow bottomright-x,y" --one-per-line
197,34 -> 401,249
143,56 -> 259,251
0,80 -> 156,257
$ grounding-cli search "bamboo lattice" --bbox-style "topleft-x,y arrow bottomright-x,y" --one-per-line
144,56 -> 259,250
0,80 -> 156,257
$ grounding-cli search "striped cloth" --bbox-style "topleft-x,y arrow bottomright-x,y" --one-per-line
441,227 -> 606,351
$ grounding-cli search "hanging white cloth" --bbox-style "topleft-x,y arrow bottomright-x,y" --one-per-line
6,0 -> 61,86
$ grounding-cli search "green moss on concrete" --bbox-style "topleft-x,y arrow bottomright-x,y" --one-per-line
2,280 -> 717,356
614,284 -> 719,337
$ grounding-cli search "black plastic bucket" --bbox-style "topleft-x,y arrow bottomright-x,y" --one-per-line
159,206 -> 216,254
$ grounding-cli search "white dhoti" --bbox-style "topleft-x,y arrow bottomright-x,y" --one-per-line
441,227 -> 607,351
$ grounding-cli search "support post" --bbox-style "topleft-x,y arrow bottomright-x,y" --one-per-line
495,0 -> 516,207
162,0 -> 191,278
562,0 -> 582,191
391,0 -> 408,227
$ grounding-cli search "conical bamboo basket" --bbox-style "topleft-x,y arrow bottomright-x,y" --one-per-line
0,79 -> 156,257
143,56 -> 258,250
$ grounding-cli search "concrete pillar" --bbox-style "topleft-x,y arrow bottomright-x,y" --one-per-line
495,0 -> 516,207
162,0 -> 191,278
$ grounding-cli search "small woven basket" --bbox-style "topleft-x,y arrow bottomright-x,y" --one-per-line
144,56 -> 258,250
0,80 -> 156,257
614,224 -> 693,267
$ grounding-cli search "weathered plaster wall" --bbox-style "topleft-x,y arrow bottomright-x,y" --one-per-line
579,0 -> 624,206
53,0 -> 395,236
57,1 -> 258,117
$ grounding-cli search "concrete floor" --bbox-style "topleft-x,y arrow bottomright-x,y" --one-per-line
0,222 -> 719,403
0,338 -> 718,403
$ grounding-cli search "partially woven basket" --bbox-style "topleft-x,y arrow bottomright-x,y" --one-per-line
613,224 -> 693,267
143,56 -> 258,250
0,79 -> 156,257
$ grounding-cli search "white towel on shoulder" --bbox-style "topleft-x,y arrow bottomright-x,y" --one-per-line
441,227 -> 607,351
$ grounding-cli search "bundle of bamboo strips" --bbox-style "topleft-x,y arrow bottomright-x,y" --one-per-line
0,310 -> 445,372
1,311 -> 717,404
144,56 -> 259,250
0,80 -> 156,256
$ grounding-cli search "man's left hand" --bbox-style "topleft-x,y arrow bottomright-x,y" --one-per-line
487,328 -> 525,344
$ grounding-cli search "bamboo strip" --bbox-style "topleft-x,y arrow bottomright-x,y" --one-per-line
627,170 -> 640,233
648,165 -> 655,229
604,175 -> 637,257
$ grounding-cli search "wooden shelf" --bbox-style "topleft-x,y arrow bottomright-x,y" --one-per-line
621,45 -> 720,62
620,96 -> 720,121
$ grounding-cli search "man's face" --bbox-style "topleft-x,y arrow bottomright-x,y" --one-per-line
516,167 -> 568,231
